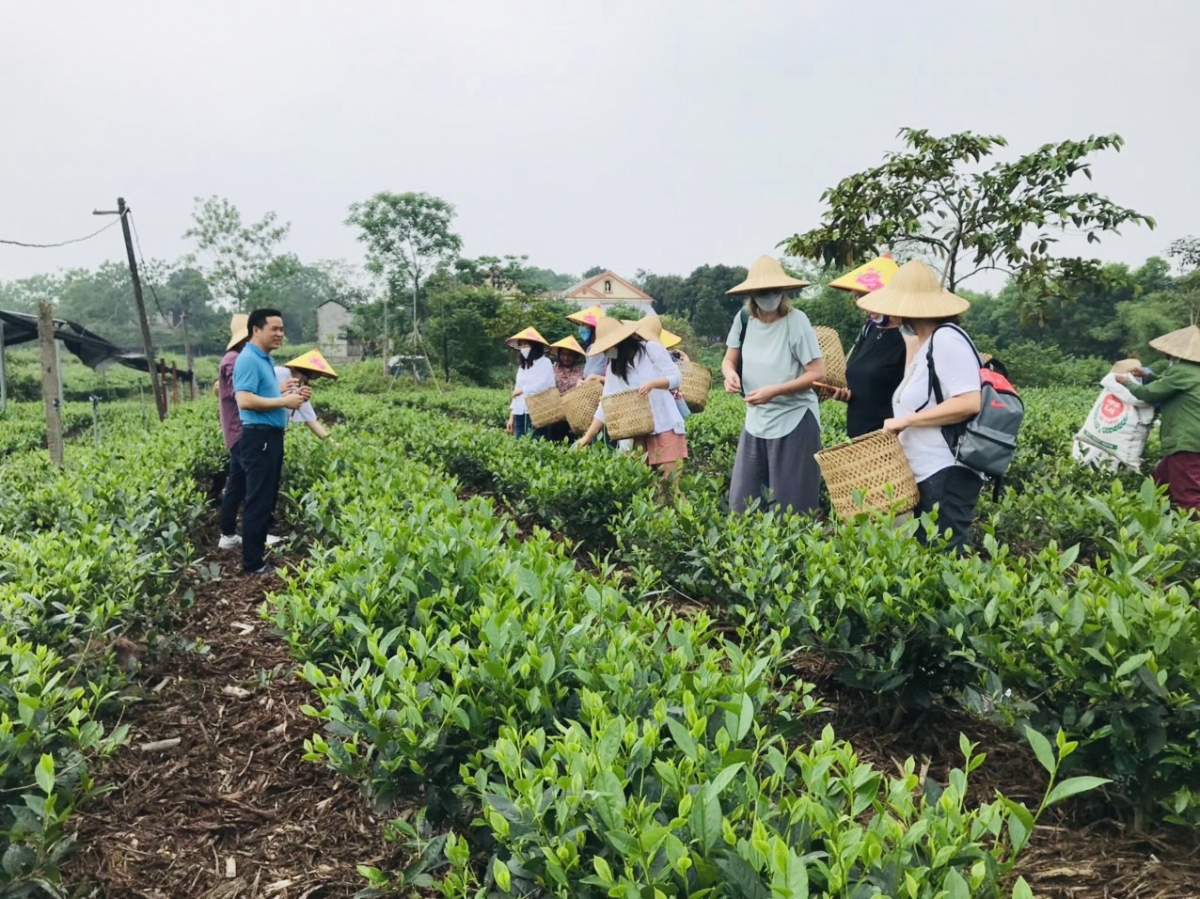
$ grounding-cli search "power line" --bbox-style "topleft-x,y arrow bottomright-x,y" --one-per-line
0,218 -> 121,249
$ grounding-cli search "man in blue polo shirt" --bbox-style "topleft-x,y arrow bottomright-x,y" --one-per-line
233,308 -> 308,575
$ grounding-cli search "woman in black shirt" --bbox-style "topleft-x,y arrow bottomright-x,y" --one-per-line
825,255 -> 914,437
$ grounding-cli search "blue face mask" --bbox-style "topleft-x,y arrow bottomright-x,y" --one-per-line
899,322 -> 916,338
577,326 -> 593,345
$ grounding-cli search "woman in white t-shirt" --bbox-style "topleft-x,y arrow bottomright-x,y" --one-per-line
575,316 -> 687,482
505,327 -> 556,439
857,260 -> 983,553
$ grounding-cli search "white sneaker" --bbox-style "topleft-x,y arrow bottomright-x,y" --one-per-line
218,534 -> 242,550
265,534 -> 284,547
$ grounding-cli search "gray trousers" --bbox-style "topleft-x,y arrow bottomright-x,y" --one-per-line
729,411 -> 822,515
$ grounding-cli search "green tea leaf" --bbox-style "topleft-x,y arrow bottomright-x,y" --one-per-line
35,753 -> 55,796
1045,776 -> 1110,807
1114,652 -> 1151,680
690,791 -> 722,853
1024,725 -> 1056,776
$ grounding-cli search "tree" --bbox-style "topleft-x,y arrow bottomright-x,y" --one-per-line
249,257 -> 371,344
635,271 -> 688,316
581,266 -> 606,279
604,303 -> 645,321
183,196 -> 290,304
780,128 -> 1156,321
345,191 -> 463,370
691,294 -> 728,342
451,254 -> 572,295
1168,236 -> 1200,273
0,273 -> 64,315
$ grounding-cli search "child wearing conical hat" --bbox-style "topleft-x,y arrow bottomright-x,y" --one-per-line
274,348 -> 339,443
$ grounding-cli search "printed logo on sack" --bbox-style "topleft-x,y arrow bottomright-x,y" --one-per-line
1093,393 -> 1129,434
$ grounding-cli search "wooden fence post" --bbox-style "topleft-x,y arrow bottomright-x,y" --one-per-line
37,302 -> 64,467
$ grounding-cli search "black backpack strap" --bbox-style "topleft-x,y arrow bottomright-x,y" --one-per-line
738,307 -> 749,349
916,323 -> 983,412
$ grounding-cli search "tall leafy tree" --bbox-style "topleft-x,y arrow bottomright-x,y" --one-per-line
780,129 -> 1155,321
1168,236 -> 1200,273
183,196 -> 291,304
345,191 -> 463,346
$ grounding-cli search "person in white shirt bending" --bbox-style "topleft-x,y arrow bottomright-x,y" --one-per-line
574,316 -> 688,484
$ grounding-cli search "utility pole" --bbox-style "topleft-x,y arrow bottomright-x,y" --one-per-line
38,302 -> 64,467
94,198 -> 166,420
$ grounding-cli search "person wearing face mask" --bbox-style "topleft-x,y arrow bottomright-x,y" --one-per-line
574,316 -> 687,482
567,306 -> 609,383
505,327 -> 556,439
824,254 -> 916,438
862,261 -> 984,553
722,256 -> 826,514
1116,324 -> 1200,514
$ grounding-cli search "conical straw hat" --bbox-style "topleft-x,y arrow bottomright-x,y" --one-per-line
226,313 -> 249,352
505,326 -> 550,349
283,348 -> 339,379
549,335 -> 585,356
586,315 -> 641,356
827,254 -> 899,294
1110,358 -> 1143,375
636,316 -> 663,342
1149,325 -> 1200,363
855,260 -> 970,319
726,256 -> 811,295
567,305 -> 604,326
660,329 -> 682,350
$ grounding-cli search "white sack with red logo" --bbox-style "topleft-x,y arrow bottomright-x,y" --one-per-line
1072,373 -> 1155,470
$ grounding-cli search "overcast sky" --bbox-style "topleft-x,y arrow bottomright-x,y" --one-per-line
1,1 -> 1195,291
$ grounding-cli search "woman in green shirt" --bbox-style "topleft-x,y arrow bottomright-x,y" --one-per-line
1116,324 -> 1200,514
721,256 -> 826,514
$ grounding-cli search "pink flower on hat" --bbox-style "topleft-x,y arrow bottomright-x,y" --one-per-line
855,268 -> 884,291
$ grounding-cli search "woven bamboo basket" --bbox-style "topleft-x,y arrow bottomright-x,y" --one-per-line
563,380 -> 603,434
525,387 -> 566,428
814,327 -> 847,400
601,390 -> 655,440
679,361 -> 712,413
814,429 -> 918,519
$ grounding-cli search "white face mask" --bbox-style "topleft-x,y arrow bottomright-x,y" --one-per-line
604,347 -> 619,360
518,346 -> 531,359
756,291 -> 784,313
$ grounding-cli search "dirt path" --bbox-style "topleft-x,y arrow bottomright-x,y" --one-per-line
66,546 -> 398,898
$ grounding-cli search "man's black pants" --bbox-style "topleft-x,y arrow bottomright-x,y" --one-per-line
239,427 -> 284,572
219,440 -> 247,537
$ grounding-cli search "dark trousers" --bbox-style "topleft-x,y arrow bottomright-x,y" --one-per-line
239,428 -> 285,572
916,465 -> 983,554
513,414 -> 548,440
219,441 -> 247,537
729,411 -> 822,515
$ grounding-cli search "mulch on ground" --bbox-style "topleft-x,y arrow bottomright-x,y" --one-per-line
65,542 -> 404,899
63,518 -> 1200,898
799,662 -> 1200,899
